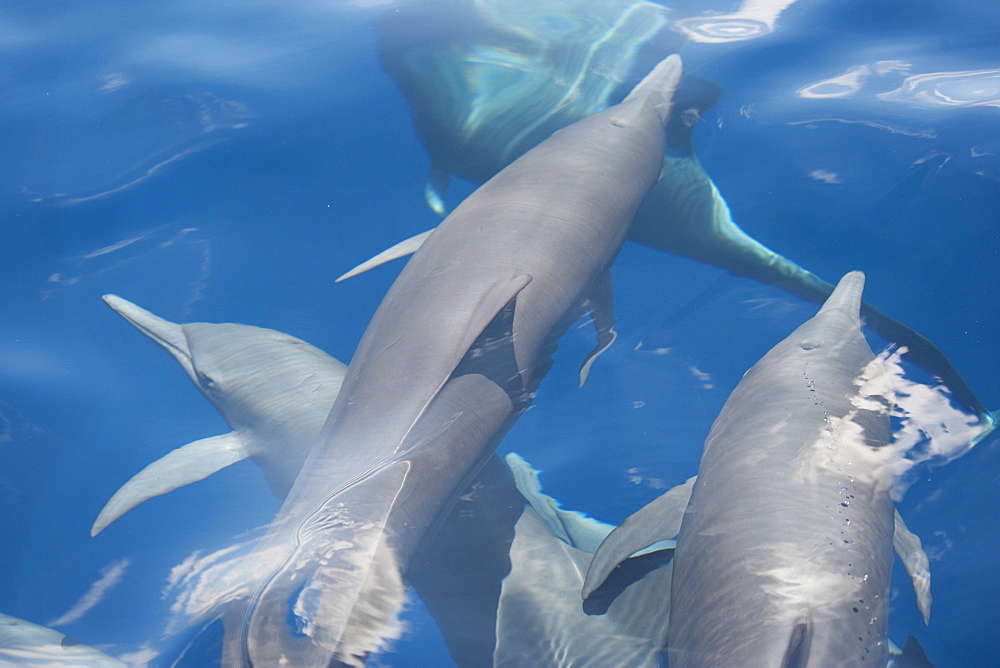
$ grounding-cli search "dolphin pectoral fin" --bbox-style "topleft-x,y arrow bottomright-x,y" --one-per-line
91,432 -> 247,537
582,476 -> 695,598
889,635 -> 935,668
335,229 -> 436,282
969,409 -> 998,448
231,461 -> 412,668
425,165 -> 451,216
578,270 -> 618,388
894,509 -> 932,624
505,452 -> 615,553
781,615 -> 814,668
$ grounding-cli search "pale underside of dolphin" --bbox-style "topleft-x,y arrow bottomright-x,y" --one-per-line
91,295 -> 347,537
372,0 -> 996,440
223,54 -> 685,667
604,271 -> 899,666
0,612 -> 127,667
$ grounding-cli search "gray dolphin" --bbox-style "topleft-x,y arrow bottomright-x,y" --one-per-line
91,295 -> 347,536
0,612 -> 127,667
373,0 -> 996,436
223,54 -> 685,667
587,271 -> 897,666
512,453 -> 929,667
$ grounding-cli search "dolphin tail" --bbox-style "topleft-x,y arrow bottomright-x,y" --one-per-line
91,432 -> 248,536
224,460 -> 412,668
623,54 -> 683,123
227,370 -> 517,666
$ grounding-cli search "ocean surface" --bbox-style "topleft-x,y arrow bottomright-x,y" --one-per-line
1,1 -> 998,666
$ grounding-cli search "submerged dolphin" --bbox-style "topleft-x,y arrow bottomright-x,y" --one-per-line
91,295 -> 347,536
587,272 -> 897,666
372,0 -> 995,436
0,612 -> 127,667
223,54 -> 685,666
494,453 -> 673,668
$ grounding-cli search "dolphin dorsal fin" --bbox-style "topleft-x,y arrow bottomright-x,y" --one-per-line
335,229 -> 435,282
91,432 -> 248,536
506,452 -> 615,553
583,476 -> 695,598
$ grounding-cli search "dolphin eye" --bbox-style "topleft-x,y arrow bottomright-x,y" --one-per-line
196,370 -> 217,388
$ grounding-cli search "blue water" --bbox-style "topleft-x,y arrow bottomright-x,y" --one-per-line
1,1 -> 998,665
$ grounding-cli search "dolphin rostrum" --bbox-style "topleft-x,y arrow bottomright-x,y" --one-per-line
588,271 -> 897,666
371,0 -> 995,438
91,295 -> 347,536
223,54 -> 685,667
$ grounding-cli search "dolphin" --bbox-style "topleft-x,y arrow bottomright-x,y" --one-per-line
97,295 -> 932,664
493,453 -> 673,668
372,0 -> 996,437
90,295 -> 347,536
510,453 -> 930,667
222,54 -> 685,667
0,612 -> 127,667
586,271 -> 897,666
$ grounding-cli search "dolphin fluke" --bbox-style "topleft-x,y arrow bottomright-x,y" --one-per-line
228,461 -> 412,668
90,433 -> 248,536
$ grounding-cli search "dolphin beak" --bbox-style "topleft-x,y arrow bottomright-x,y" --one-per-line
102,294 -> 196,378
817,270 -> 865,317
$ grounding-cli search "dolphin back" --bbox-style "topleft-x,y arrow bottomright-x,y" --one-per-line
667,271 -> 896,667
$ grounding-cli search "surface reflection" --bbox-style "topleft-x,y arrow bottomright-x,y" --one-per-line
799,61 -> 1000,110
674,0 -> 803,43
